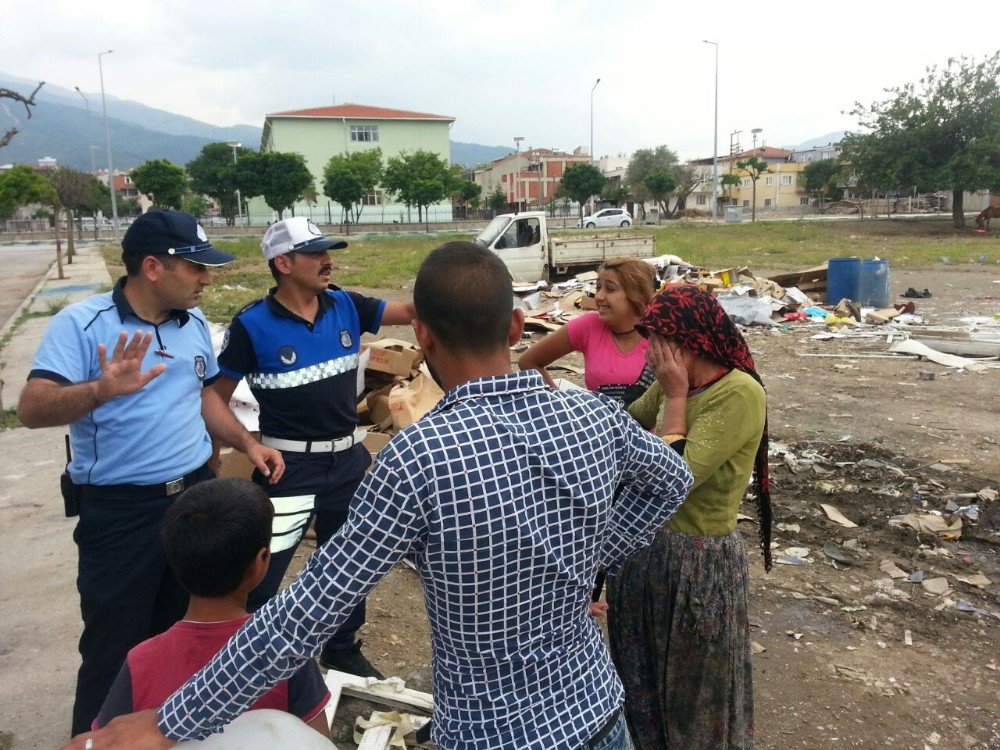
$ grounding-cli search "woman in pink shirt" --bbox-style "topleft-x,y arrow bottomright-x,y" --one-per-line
519,258 -> 656,408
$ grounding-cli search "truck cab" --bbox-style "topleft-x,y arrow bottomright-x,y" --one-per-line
474,211 -> 549,283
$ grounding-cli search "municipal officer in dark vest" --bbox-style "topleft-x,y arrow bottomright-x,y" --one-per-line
17,209 -> 285,736
212,217 -> 415,678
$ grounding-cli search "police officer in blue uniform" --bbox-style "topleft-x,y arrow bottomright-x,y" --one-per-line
212,217 -> 414,678
17,210 -> 285,736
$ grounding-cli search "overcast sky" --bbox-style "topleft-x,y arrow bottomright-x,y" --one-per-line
3,0 -> 997,160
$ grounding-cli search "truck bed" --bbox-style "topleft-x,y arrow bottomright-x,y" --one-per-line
549,233 -> 654,267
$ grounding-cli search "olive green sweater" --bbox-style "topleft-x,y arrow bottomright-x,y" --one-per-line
628,369 -> 765,537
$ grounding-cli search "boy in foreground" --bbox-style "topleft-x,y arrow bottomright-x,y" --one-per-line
92,478 -> 330,736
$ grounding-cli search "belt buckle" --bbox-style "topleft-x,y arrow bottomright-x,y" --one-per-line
165,478 -> 185,495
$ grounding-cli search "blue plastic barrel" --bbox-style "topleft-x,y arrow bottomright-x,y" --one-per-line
826,257 -> 860,303
858,259 -> 890,308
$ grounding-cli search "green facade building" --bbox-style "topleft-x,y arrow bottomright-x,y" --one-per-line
247,103 -> 455,225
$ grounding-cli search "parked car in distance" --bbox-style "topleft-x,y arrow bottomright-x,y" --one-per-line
578,207 -> 632,228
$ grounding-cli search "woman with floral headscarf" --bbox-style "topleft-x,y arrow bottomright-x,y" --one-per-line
606,285 -> 771,750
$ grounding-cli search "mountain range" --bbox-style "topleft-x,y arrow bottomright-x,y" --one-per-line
1,72 -> 841,173
0,73 -> 513,172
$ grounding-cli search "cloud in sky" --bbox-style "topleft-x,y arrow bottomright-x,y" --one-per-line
4,0 -> 997,159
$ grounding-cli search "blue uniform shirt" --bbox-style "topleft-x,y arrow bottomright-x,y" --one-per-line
28,278 -> 217,485
217,288 -> 385,441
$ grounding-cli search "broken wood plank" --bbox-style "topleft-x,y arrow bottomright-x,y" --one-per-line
324,670 -> 434,720
357,723 -> 394,750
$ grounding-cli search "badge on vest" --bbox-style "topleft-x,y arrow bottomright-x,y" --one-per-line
340,330 -> 352,348
194,355 -> 207,379
278,345 -> 298,366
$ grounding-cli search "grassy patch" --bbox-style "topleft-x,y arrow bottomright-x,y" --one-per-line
0,408 -> 21,431
94,219 -> 998,324
640,217 -> 999,270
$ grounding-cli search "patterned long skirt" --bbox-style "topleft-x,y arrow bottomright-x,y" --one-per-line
606,527 -> 754,750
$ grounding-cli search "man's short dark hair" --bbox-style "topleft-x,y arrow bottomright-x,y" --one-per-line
122,252 -> 178,276
161,478 -> 273,598
414,241 -> 513,353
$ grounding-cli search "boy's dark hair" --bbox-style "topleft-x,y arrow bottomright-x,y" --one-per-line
414,241 -> 513,353
162,478 -> 274,598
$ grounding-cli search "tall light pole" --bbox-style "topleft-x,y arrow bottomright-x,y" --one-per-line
512,136 -> 524,211
98,50 -> 120,241
590,78 -> 601,214
226,141 -> 243,226
702,40 -> 719,224
74,87 -> 98,174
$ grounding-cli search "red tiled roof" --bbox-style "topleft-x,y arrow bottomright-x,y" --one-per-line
268,104 -> 454,121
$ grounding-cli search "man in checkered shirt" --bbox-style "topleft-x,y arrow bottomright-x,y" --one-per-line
67,241 -> 693,750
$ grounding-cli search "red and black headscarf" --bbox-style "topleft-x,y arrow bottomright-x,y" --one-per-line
637,285 -> 773,571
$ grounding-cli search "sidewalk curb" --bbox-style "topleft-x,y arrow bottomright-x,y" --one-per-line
0,256 -> 57,343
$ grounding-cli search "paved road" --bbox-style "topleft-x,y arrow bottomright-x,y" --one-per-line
0,242 -> 56,330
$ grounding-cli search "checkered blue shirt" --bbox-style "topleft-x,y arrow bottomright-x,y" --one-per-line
158,371 -> 692,749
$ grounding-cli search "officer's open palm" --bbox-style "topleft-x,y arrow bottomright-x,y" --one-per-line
95,331 -> 166,403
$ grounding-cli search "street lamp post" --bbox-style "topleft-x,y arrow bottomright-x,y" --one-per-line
98,50 -> 120,242
702,41 -> 719,224
590,78 -> 601,214
512,136 -> 524,211
74,87 -> 98,174
226,141 -> 243,226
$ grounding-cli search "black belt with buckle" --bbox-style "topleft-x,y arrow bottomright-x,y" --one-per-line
78,462 -> 211,501
585,709 -> 621,749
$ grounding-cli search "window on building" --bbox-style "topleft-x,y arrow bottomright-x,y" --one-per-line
800,197 -> 810,205
360,190 -> 382,206
350,125 -> 379,142
742,200 -> 750,207
782,175 -> 793,185
696,195 -> 707,205
765,176 -> 773,186
743,178 -> 751,188
764,198 -> 772,207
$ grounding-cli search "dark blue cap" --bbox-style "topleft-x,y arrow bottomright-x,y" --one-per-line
121,210 -> 236,267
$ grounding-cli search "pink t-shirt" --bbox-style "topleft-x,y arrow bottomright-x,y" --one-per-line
565,312 -> 654,408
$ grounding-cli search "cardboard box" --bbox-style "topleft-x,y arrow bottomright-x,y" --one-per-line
363,339 -> 423,377
388,373 -> 445,430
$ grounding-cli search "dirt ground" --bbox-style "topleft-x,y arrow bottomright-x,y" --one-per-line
289,264 -> 1000,749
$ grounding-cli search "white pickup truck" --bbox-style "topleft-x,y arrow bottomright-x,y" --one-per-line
474,211 -> 654,282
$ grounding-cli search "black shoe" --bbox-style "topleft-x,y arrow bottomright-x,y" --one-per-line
319,640 -> 385,679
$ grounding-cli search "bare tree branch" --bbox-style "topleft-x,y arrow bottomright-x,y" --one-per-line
0,81 -> 45,151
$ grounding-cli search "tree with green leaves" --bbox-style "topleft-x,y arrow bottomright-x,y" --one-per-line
253,151 -> 314,220
801,159 -> 843,208
132,158 -> 187,210
625,146 -> 680,218
668,165 -> 704,218
0,165 -> 55,221
560,163 -> 606,220
322,149 -> 383,228
720,173 -> 741,203
383,150 -> 452,230
601,186 -> 629,207
842,51 -> 1000,228
451,182 -> 483,214
735,156 -> 770,222
643,170 -> 677,224
45,167 -> 95,264
486,185 -> 507,215
181,193 -> 212,218
186,143 -> 253,226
